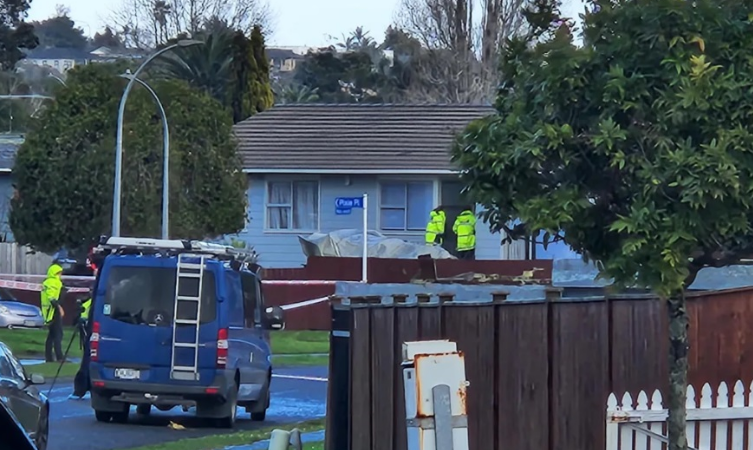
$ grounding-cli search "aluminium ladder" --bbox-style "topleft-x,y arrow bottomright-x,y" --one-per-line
170,253 -> 206,381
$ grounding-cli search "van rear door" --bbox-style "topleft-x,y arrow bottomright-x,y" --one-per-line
92,256 -> 219,386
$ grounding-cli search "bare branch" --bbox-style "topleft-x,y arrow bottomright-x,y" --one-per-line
105,0 -> 274,48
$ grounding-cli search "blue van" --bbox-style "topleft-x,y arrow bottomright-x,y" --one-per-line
87,237 -> 284,428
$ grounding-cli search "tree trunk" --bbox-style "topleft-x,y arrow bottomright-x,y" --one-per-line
667,291 -> 689,450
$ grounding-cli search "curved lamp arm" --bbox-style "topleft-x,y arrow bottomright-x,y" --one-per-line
111,39 -> 202,237
119,74 -> 170,239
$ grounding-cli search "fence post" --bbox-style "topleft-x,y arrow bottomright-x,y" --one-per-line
402,340 -> 469,450
325,297 -> 350,450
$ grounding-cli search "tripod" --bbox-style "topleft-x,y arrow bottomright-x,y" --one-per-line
47,317 -> 88,397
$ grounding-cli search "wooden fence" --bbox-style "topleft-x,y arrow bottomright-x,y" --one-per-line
0,243 -> 51,274
325,287 -> 753,450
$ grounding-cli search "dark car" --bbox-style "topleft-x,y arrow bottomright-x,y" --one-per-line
0,400 -> 37,450
52,248 -> 94,276
0,342 -> 49,450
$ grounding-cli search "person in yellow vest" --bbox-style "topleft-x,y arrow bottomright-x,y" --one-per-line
41,263 -> 65,362
452,206 -> 477,260
425,206 -> 447,245
80,297 -> 92,322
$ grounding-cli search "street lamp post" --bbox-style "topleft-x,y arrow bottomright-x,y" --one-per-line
119,73 -> 170,239
111,39 -> 202,237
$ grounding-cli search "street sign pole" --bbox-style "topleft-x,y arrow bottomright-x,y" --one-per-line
362,193 -> 368,283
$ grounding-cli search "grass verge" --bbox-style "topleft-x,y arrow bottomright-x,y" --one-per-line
22,361 -> 80,379
305,443 -> 324,450
0,327 -> 82,358
272,354 -> 329,367
270,331 -> 329,355
127,418 -> 325,450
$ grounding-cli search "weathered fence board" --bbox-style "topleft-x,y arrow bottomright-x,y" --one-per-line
327,287 -> 753,450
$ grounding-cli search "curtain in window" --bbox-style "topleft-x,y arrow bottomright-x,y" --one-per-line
293,181 -> 319,230
407,183 -> 432,230
267,182 -> 291,229
379,182 -> 433,231
380,183 -> 407,229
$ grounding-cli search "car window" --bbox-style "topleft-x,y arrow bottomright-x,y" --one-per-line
224,271 -> 244,327
2,349 -> 26,382
0,355 -> 14,380
105,265 -> 217,325
240,272 -> 260,327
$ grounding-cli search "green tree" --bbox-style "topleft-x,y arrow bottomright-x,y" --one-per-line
294,48 -> 386,103
31,6 -> 88,49
10,63 -> 247,252
452,1 -> 753,449
248,25 -> 273,113
159,27 -> 272,123
0,0 -> 37,70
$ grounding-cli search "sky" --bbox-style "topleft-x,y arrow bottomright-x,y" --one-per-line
25,0 -> 587,47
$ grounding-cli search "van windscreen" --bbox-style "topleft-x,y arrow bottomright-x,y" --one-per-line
105,266 -> 217,325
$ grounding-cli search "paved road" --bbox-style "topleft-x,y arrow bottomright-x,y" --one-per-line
44,366 -> 328,450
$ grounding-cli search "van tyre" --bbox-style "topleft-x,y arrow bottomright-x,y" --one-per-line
250,387 -> 270,421
94,409 -> 129,424
136,404 -> 151,416
216,382 -> 238,429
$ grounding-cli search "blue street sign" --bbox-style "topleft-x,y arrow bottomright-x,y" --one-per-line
336,207 -> 352,215
335,197 -> 364,209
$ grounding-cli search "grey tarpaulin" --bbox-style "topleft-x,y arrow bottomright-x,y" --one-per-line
298,229 -> 455,259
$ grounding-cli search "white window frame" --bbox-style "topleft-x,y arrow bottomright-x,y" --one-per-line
263,177 -> 321,233
377,178 -> 437,233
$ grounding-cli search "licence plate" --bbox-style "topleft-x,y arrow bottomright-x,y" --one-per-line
114,368 -> 140,380
23,320 -> 35,327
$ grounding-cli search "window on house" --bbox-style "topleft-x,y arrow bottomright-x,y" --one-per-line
379,181 -> 433,231
266,180 -> 319,230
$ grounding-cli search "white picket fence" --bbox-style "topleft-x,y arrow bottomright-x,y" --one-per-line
606,380 -> 753,450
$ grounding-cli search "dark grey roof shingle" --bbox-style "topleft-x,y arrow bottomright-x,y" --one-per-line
232,103 -> 494,172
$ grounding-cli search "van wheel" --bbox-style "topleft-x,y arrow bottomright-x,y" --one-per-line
250,387 -> 270,421
95,410 -> 112,422
111,410 -> 129,424
216,383 -> 238,428
136,404 -> 151,416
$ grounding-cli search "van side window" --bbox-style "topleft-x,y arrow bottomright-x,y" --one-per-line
106,266 -> 217,325
240,272 -> 260,328
225,271 -> 244,328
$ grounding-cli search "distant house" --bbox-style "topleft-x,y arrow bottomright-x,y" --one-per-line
267,47 -> 304,74
231,103 -> 530,267
0,135 -> 23,241
23,46 -> 146,73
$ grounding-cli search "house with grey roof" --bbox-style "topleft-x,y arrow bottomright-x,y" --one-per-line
231,103 -> 578,267
0,134 -> 22,241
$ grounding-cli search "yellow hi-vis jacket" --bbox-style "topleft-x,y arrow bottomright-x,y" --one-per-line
425,210 -> 446,244
41,264 -> 63,324
81,298 -> 92,320
452,210 -> 477,251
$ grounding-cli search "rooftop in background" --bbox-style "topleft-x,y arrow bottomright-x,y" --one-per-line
233,103 -> 493,173
0,135 -> 24,172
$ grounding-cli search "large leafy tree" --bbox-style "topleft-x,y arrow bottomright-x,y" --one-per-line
159,27 -> 272,123
10,63 -> 247,252
452,1 -> 753,449
0,0 -> 37,70
31,7 -> 87,49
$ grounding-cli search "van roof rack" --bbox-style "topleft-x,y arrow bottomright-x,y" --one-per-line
93,236 -> 258,263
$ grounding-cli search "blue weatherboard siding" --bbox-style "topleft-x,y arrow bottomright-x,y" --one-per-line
229,174 -> 500,268
0,175 -> 14,242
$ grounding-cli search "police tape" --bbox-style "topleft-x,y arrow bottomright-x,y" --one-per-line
0,273 -> 339,286
0,278 -> 90,293
278,296 -> 331,310
0,275 -> 335,304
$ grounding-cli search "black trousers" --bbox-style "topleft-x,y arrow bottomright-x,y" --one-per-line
45,321 -> 64,362
73,324 -> 91,397
457,249 -> 476,260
